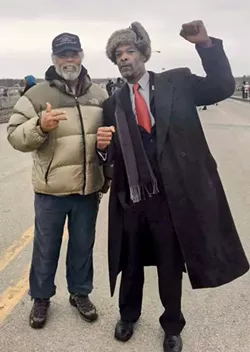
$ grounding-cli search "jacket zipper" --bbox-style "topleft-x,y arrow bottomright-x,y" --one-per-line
45,156 -> 54,183
75,96 -> 86,194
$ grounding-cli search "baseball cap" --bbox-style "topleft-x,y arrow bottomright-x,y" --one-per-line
52,32 -> 82,55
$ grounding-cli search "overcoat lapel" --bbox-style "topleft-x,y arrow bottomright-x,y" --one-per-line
152,72 -> 174,159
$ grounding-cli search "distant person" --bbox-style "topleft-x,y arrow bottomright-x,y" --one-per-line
115,77 -> 124,88
244,81 -> 249,99
241,81 -> 245,98
241,80 -> 249,99
21,75 -> 37,96
7,32 -> 111,330
111,77 -> 124,93
3,87 -> 8,97
106,79 -> 114,96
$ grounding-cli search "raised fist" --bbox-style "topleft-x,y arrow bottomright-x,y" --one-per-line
180,20 -> 212,46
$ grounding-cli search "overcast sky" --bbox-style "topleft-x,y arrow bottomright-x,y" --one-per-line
0,1 -> 249,79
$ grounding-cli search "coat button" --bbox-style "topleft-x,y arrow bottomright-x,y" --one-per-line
180,152 -> 186,157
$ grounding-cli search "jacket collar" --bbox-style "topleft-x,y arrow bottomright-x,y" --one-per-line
45,65 -> 92,97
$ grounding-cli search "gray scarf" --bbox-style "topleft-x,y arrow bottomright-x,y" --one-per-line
114,90 -> 159,203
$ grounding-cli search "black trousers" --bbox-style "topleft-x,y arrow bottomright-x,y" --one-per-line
119,194 -> 186,335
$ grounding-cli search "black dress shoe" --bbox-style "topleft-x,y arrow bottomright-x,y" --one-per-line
163,334 -> 183,352
114,319 -> 134,342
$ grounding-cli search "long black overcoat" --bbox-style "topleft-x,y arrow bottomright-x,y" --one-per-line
100,38 -> 249,296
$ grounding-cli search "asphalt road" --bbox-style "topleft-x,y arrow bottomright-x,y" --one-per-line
0,99 -> 250,352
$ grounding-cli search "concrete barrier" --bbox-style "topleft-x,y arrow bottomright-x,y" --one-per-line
0,96 -> 19,124
0,96 -> 19,109
230,96 -> 250,103
0,108 -> 13,124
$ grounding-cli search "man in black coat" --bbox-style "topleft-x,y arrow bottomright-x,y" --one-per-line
97,21 -> 249,352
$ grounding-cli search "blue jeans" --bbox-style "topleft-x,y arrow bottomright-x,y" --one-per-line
29,193 -> 99,299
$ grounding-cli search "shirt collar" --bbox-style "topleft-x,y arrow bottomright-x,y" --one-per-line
127,71 -> 150,92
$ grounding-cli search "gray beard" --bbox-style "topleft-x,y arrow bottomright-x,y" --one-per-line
55,64 -> 81,81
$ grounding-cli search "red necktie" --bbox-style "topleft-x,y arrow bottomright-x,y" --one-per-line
133,83 -> 151,133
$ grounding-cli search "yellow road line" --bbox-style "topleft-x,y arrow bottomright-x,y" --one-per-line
0,264 -> 30,323
0,230 -> 68,324
0,226 -> 34,272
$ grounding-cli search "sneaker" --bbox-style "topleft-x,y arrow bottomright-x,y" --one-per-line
69,294 -> 98,322
29,299 -> 50,329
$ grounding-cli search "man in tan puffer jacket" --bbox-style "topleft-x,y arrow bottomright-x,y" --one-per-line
7,32 -> 111,329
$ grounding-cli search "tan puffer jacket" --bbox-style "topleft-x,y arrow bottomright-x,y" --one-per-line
7,68 -> 109,196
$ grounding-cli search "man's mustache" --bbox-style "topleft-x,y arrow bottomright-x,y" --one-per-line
119,64 -> 132,69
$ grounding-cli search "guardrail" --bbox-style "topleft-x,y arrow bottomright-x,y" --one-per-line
0,96 -> 19,110
0,94 -> 20,124
0,107 -> 13,124
231,96 -> 250,103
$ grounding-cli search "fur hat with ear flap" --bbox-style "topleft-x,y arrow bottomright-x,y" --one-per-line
106,22 -> 152,64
